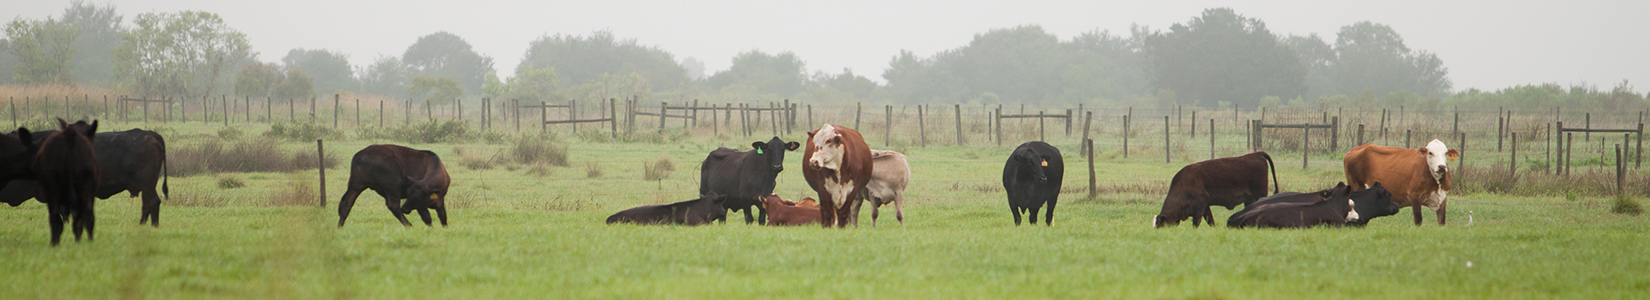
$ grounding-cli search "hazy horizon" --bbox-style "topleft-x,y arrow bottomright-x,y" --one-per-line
8,0 -> 1649,93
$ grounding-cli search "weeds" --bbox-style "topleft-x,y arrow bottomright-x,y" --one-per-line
269,175 -> 316,206
643,156 -> 674,181
170,137 -> 339,176
511,134 -> 568,166
265,122 -> 340,141
216,176 -> 245,189
1611,195 -> 1642,215
585,162 -> 603,178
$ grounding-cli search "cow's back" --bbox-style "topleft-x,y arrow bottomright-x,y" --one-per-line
1343,144 -> 1436,207
699,147 -> 750,196
92,129 -> 167,197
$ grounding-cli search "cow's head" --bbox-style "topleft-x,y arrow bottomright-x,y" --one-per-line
403,175 -> 447,208
1347,182 -> 1401,226
58,118 -> 97,142
702,195 -> 728,222
807,124 -> 846,172
1417,139 -> 1459,182
752,136 -> 800,173
1011,146 -> 1052,182
0,128 -> 36,184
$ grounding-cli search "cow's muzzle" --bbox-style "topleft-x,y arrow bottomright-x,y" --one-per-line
1436,165 -> 1448,174
771,164 -> 784,172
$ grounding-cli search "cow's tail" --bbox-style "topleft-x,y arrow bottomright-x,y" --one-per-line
158,132 -> 169,199
1260,151 -> 1279,195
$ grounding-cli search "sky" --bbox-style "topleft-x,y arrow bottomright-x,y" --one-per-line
8,0 -> 1649,93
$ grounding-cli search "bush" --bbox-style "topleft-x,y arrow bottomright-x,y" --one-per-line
584,162 -> 603,178
357,120 -> 474,144
270,175 -> 316,207
1612,195 -> 1643,215
643,156 -> 674,181
170,137 -> 339,176
511,135 -> 568,166
526,162 -> 554,178
265,122 -> 340,142
216,176 -> 245,189
455,147 -> 496,170
217,127 -> 244,140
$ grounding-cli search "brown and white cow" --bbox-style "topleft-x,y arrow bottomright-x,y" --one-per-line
1342,139 -> 1459,225
802,124 -> 874,228
858,149 -> 909,226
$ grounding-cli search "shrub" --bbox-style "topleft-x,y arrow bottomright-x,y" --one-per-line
270,175 -> 316,207
357,120 -> 474,144
526,162 -> 554,178
511,135 -> 567,166
643,156 -> 674,181
217,127 -> 244,140
264,122 -> 339,142
170,137 -> 339,176
216,176 -> 245,189
1612,195 -> 1643,215
584,162 -> 603,178
455,147 -> 496,170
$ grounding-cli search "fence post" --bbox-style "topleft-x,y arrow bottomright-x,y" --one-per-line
1617,143 -> 1624,196
713,102 -> 719,136
807,104 -> 813,130
380,101 -> 384,127
1065,109 -> 1072,136
1164,116 -> 1170,163
1209,119 -> 1215,160
1586,113 -> 1591,141
956,104 -> 965,146
1458,133 -> 1467,174
1087,138 -> 1096,198
1303,122 -> 1310,169
1405,129 -> 1412,149
1498,107 -> 1505,152
1080,111 -> 1092,153
854,102 -> 862,130
1511,132 -> 1519,179
317,139 -> 326,207
541,101 -> 547,132
995,107 -> 1003,147
660,101 -> 668,133
1191,110 -> 1197,138
1038,111 -> 1046,142
885,105 -> 892,147
918,104 -> 926,147
1330,116 -> 1339,152
1123,114 -> 1129,158
610,98 -> 618,138
1638,123 -> 1644,169
8,100 -> 13,128
333,94 -> 339,128
1565,132 -> 1574,176
223,96 -> 229,127
1357,124 -> 1365,147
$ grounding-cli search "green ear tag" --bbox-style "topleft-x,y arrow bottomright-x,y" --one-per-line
757,148 -> 764,155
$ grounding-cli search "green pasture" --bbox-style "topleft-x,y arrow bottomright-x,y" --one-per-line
1,122 -> 1647,299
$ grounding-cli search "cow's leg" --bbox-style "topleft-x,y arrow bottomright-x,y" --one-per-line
1044,199 -> 1056,226
48,204 -> 65,246
1202,206 -> 1217,227
870,200 -> 881,227
1010,205 -> 1022,225
820,197 -> 837,228
1411,203 -> 1424,226
1191,207 -> 1204,227
385,197 -> 414,227
435,205 -> 449,227
742,204 -> 756,224
894,194 -> 905,225
416,208 -> 434,226
84,199 -> 95,241
141,189 -> 161,227
755,203 -> 768,225
1437,201 -> 1447,226
1027,205 -> 1041,225
850,198 -> 864,227
336,186 -> 367,227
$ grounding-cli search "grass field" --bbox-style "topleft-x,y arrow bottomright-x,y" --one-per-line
1,122 -> 1648,299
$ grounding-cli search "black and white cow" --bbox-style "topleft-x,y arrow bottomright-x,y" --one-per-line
699,136 -> 800,224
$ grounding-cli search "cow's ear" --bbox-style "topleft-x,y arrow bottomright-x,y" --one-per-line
15,128 -> 30,146
1446,149 -> 1460,161
56,118 -> 67,129
1416,147 -> 1430,155
786,142 -> 800,151
752,141 -> 766,152
86,120 -> 97,140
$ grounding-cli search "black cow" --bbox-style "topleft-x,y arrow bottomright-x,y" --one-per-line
2,129 -> 169,227
1004,141 -> 1064,226
337,144 -> 451,227
699,136 -> 800,224
1227,182 -> 1402,228
34,119 -> 100,245
1227,182 -> 1403,227
0,127 -> 36,185
1153,151 -> 1278,228
605,196 -> 727,225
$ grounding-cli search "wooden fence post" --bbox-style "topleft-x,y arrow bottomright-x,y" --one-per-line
317,139 -> 326,207
1064,109 -> 1072,136
1617,143 -> 1624,196
1087,138 -> 1096,198
854,102 -> 862,130
885,105 -> 892,147
1080,111 -> 1092,153
333,94 -> 339,128
1209,119 -> 1215,160
918,104 -> 926,147
955,104 -> 965,146
1122,114 -> 1129,158
660,101 -> 668,134
1511,132 -> 1518,178
1330,116 -> 1339,152
1357,124 -> 1365,147
610,98 -> 618,138
995,107 -> 1003,147
1164,116 -> 1171,163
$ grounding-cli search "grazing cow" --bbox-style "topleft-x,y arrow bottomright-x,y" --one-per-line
1227,182 -> 1403,227
0,128 -> 35,185
857,150 -> 909,226
2,129 -> 169,227
1153,151 -> 1278,228
606,196 -> 727,225
759,194 -> 820,226
802,124 -> 874,228
1343,140 -> 1459,225
337,144 -> 451,227
699,136 -> 801,224
1003,141 -> 1063,226
33,119 -> 100,245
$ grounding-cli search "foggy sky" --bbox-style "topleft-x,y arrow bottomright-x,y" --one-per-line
9,0 -> 1649,93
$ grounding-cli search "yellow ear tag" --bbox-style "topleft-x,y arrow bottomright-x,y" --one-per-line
1040,160 -> 1048,167
430,194 -> 440,200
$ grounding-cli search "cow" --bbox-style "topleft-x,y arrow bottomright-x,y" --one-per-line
1227,183 -> 1356,228
33,119 -> 100,245
1,129 -> 169,227
0,127 -> 35,185
1343,140 -> 1459,225
857,149 -> 909,226
1227,182 -> 1403,227
759,194 -> 820,226
1153,151 -> 1279,228
699,136 -> 800,224
796,197 -> 819,209
606,196 -> 727,225
1003,141 -> 1063,226
802,124 -> 874,228
337,144 -> 451,227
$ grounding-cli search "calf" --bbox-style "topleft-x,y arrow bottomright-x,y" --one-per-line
1227,183 -> 1357,229
2,129 -> 169,227
858,150 -> 910,226
606,196 -> 727,225
759,194 -> 820,226
1153,151 -> 1278,228
803,124 -> 874,228
1343,140 -> 1459,225
337,144 -> 451,227
1003,141 -> 1063,226
796,197 -> 819,209
1228,182 -> 1403,227
699,136 -> 800,224
33,119 -> 100,245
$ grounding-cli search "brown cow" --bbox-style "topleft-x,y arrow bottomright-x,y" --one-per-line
1153,151 -> 1279,228
1343,140 -> 1459,225
34,119 -> 100,246
759,194 -> 820,226
796,197 -> 819,209
337,144 -> 451,227
802,124 -> 874,228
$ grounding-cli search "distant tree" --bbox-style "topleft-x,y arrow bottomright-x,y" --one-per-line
882,25 -> 1148,105
403,32 -> 492,97
1333,21 -> 1451,97
115,11 -> 254,99
61,0 -> 122,86
357,55 -> 411,98
517,30 -> 688,89
273,68 -> 313,99
0,40 -> 16,84
282,48 -> 355,96
407,75 -> 462,105
503,64 -> 559,102
1146,8 -> 1306,108
680,57 -> 706,80
1284,34 -> 1338,98
233,61 -> 281,98
4,16 -> 79,84
812,68 -> 877,99
705,50 -> 808,96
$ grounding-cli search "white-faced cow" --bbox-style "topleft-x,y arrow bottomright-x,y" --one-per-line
34,119 -> 100,246
2,129 -> 169,227
1227,182 -> 1403,228
1343,140 -> 1459,225
1003,141 -> 1063,226
1153,152 -> 1278,228
699,136 -> 800,224
802,124 -> 874,228
337,144 -> 451,227
857,149 -> 909,226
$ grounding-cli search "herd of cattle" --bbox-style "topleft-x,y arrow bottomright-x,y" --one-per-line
0,119 -> 1461,246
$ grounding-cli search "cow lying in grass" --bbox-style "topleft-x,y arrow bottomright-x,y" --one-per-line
1227,182 -> 1401,229
759,194 -> 819,226
1228,182 -> 1403,227
606,196 -> 727,226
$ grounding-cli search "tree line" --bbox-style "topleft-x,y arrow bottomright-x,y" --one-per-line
2,4 -> 1642,111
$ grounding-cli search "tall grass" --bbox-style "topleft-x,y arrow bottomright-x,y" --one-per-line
169,137 -> 339,176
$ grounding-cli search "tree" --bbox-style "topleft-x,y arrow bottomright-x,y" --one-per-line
282,48 -> 355,96
358,55 -> 411,98
233,61 -> 281,98
115,11 -> 254,99
881,25 -> 1149,105
1284,34 -> 1338,98
517,30 -> 688,90
403,32 -> 492,97
0,40 -> 16,84
812,69 -> 877,99
1333,21 -> 1451,97
273,68 -> 313,99
4,16 -> 79,84
503,64 -> 559,102
407,75 -> 461,105
705,50 -> 808,96
1146,8 -> 1306,108
61,0 -> 122,86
